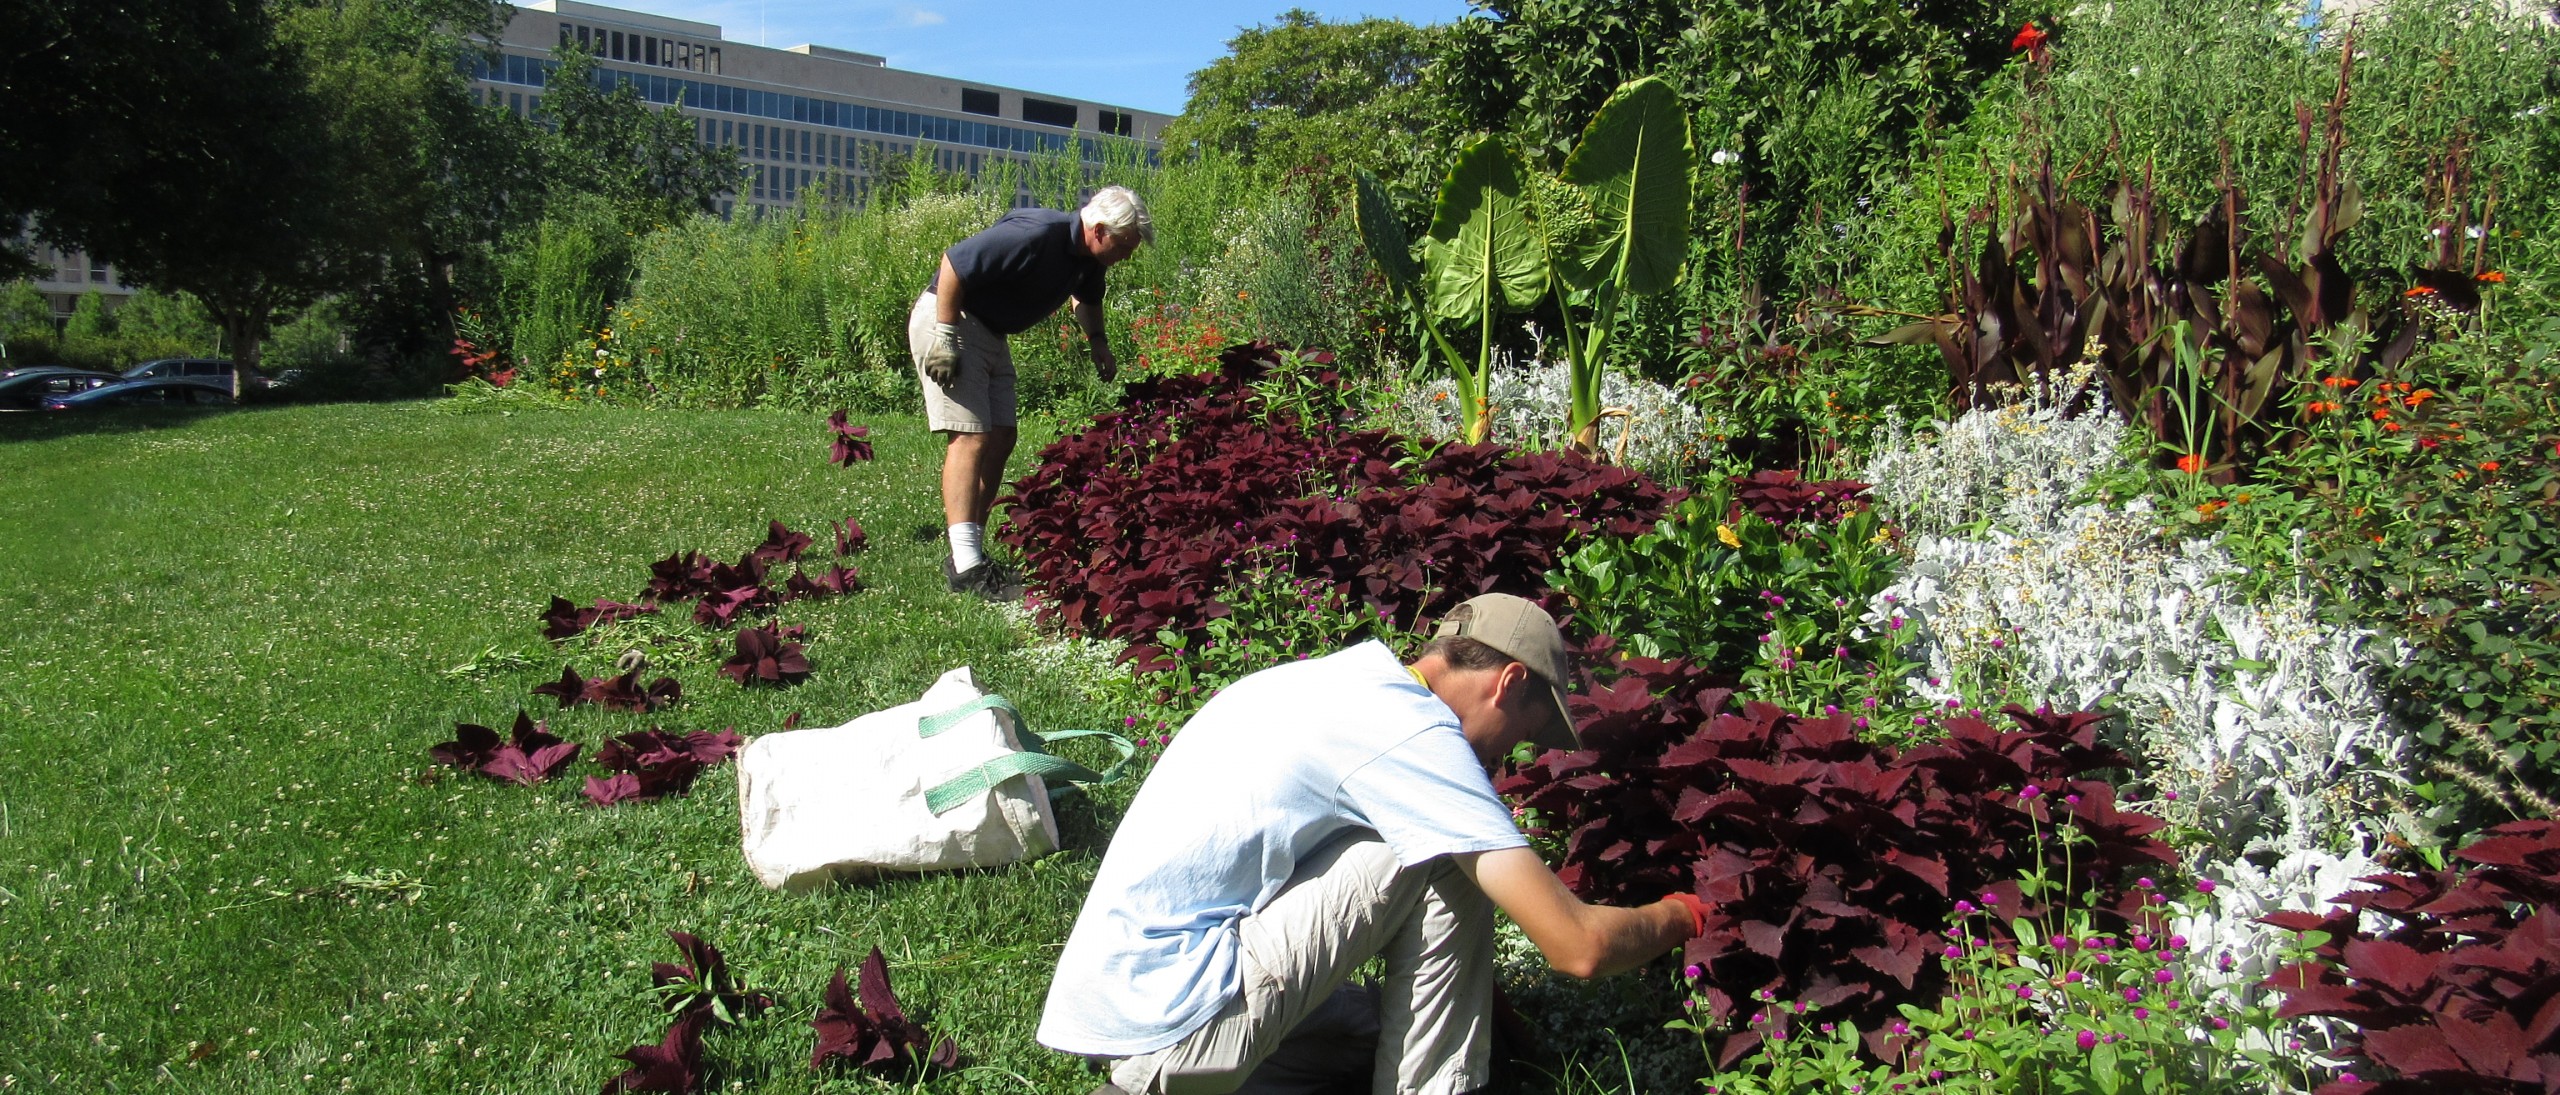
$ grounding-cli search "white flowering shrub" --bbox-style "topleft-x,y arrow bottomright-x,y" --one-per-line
1860,389 -> 2418,1000
1379,349 -> 1708,477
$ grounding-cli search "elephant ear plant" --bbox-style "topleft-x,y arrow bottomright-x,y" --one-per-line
1356,75 -> 1694,454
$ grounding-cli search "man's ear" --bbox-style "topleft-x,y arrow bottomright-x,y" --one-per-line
1493,661 -> 1536,711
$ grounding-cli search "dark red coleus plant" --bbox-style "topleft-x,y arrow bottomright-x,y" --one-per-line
827,410 -> 874,466
652,930 -> 773,1027
811,946 -> 959,1074
533,665 -> 682,713
1496,660 -> 2173,1063
780,564 -> 860,601
721,624 -> 809,688
2261,819 -> 2560,1095
1730,469 -> 1872,529
584,728 -> 743,805
831,518 -> 867,556
433,711 -> 582,786
600,1009 -> 704,1094
543,596 -> 659,642
999,343 -> 1674,661
750,521 -> 812,565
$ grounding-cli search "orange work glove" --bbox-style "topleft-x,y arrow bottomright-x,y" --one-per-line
1663,893 -> 1709,940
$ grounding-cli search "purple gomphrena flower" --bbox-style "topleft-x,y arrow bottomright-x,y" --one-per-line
2136,877 -> 2156,889
1825,704 -> 1840,716
2197,878 -> 2218,894
1855,717 -> 1870,729
2015,985 -> 2033,1000
1945,697 -> 1961,710
2054,936 -> 2077,951
1928,677 -> 1942,687
1820,1023 -> 1835,1034
2289,1039 -> 2305,1051
1915,715 -> 1931,726
2132,936 -> 2152,952
2066,793 -> 2083,805
1884,593 -> 1899,604
2154,969 -> 2174,985
2077,1030 -> 2097,1051
1930,1071 -> 1946,1081
2135,1007 -> 2150,1020
1864,696 -> 1879,709
2166,999 -> 2181,1011
1125,715 -> 1139,727
1752,1013 -> 1767,1025
2064,970 -> 2085,984
2164,790 -> 2180,801
1980,892 -> 1999,907
2209,1017 -> 2229,1030
2219,953 -> 2236,971
2093,953 -> 2112,964
2124,987 -> 2143,1003
1944,945 -> 1962,959
2149,893 -> 2167,906
2341,1074 -> 2359,1085
1835,646 -> 1851,659
1954,900 -> 1976,914
1683,999 -> 1696,1010
2022,784 -> 2043,798
1684,964 -> 1702,979
1989,637 -> 2006,649
2168,935 -> 2188,950
1888,617 -> 1905,631
1892,1021 -> 1910,1035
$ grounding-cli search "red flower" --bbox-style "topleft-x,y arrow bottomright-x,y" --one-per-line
2482,461 -> 2502,472
2011,21 -> 2048,51
2419,436 -> 2441,449
2477,270 -> 2507,284
2175,453 -> 2204,475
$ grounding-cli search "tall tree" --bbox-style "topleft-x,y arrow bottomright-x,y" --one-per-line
537,45 -> 743,234
1162,10 -> 1445,193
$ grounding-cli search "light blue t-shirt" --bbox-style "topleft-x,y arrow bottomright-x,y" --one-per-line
1036,641 -> 1529,1058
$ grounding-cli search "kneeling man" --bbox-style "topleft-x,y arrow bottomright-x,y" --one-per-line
1039,594 -> 1708,1094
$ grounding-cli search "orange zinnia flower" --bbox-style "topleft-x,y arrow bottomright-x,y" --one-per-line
2405,389 -> 2437,407
2321,375 -> 2357,388
2176,453 -> 2205,474
2372,408 -> 2392,420
2478,271 -> 2507,284
2482,461 -> 2502,472
2406,285 -> 2439,297
2384,422 -> 2404,432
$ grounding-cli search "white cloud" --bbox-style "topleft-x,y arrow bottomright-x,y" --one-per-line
902,7 -> 945,26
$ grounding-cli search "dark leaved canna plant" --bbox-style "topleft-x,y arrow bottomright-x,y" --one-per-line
2260,819 -> 2560,1095
431,711 -> 582,786
1498,660 -> 2175,1064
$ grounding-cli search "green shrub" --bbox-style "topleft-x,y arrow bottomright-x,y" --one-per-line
499,195 -> 632,382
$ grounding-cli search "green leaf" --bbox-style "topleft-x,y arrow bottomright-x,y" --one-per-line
1557,76 -> 1693,295
2091,1042 -> 2121,1094
1423,135 -> 1546,322
1351,167 -> 1419,299
2011,917 -> 2039,948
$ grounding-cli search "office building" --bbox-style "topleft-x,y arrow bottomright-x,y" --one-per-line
470,0 -> 1173,216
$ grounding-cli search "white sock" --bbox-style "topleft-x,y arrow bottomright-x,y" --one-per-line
948,522 -> 984,571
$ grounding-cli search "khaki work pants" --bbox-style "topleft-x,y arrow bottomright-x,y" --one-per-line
1108,834 -> 1497,1095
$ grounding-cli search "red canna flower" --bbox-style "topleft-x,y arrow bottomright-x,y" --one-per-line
2419,436 -> 2441,449
2175,453 -> 2205,475
2012,21 -> 2049,52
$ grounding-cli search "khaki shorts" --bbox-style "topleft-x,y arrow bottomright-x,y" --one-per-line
908,291 -> 1015,433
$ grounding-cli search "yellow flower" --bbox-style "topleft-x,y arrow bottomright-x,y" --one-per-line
1716,524 -> 1741,549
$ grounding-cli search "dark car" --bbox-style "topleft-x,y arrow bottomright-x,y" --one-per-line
0,369 -> 122,410
122,357 -> 271,391
41,377 -> 236,410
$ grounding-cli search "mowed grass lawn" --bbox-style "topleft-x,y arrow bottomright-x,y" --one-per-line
0,401 -> 1142,1093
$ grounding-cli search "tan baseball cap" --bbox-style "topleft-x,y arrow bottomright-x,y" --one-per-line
1434,593 -> 1580,754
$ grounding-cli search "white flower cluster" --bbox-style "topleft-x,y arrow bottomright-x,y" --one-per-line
1380,347 -> 1707,476
1861,388 -> 2416,999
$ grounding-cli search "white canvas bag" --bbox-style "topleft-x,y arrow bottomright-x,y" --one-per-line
735,666 -> 1129,891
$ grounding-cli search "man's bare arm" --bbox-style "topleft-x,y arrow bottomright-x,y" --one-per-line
1071,295 -> 1115,378
934,255 -> 963,323
1455,845 -> 1692,979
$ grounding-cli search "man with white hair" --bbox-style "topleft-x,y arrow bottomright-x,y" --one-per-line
910,184 -> 1151,598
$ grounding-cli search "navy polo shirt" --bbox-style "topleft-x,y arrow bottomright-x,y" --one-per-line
940,208 -> 1107,336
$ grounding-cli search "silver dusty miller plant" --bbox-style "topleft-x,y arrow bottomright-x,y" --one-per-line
1860,373 -> 2419,1002
1383,332 -> 1707,476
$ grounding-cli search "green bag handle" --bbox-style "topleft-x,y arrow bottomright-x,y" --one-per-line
918,694 -> 1137,816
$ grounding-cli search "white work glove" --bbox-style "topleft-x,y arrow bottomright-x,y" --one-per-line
921,322 -> 963,387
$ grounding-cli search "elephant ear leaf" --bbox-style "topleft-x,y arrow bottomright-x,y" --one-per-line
1559,75 -> 1692,295
1423,135 -> 1547,322
1352,167 -> 1420,300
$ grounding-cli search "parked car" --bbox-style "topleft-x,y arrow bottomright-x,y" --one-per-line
40,377 -> 236,410
0,369 -> 121,410
121,357 -> 271,390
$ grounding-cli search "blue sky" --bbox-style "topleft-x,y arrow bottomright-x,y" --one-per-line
635,0 -> 1481,115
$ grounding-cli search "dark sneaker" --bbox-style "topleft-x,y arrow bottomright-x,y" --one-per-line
948,559 -> 1022,602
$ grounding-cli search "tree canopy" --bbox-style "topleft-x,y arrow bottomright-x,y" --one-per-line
1162,10 -> 1445,191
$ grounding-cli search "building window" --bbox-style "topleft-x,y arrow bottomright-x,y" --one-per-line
1098,110 -> 1134,137
577,25 -> 590,48
558,22 -> 572,45
1022,97 -> 1076,128
644,36 -> 657,64
959,88 -> 999,116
